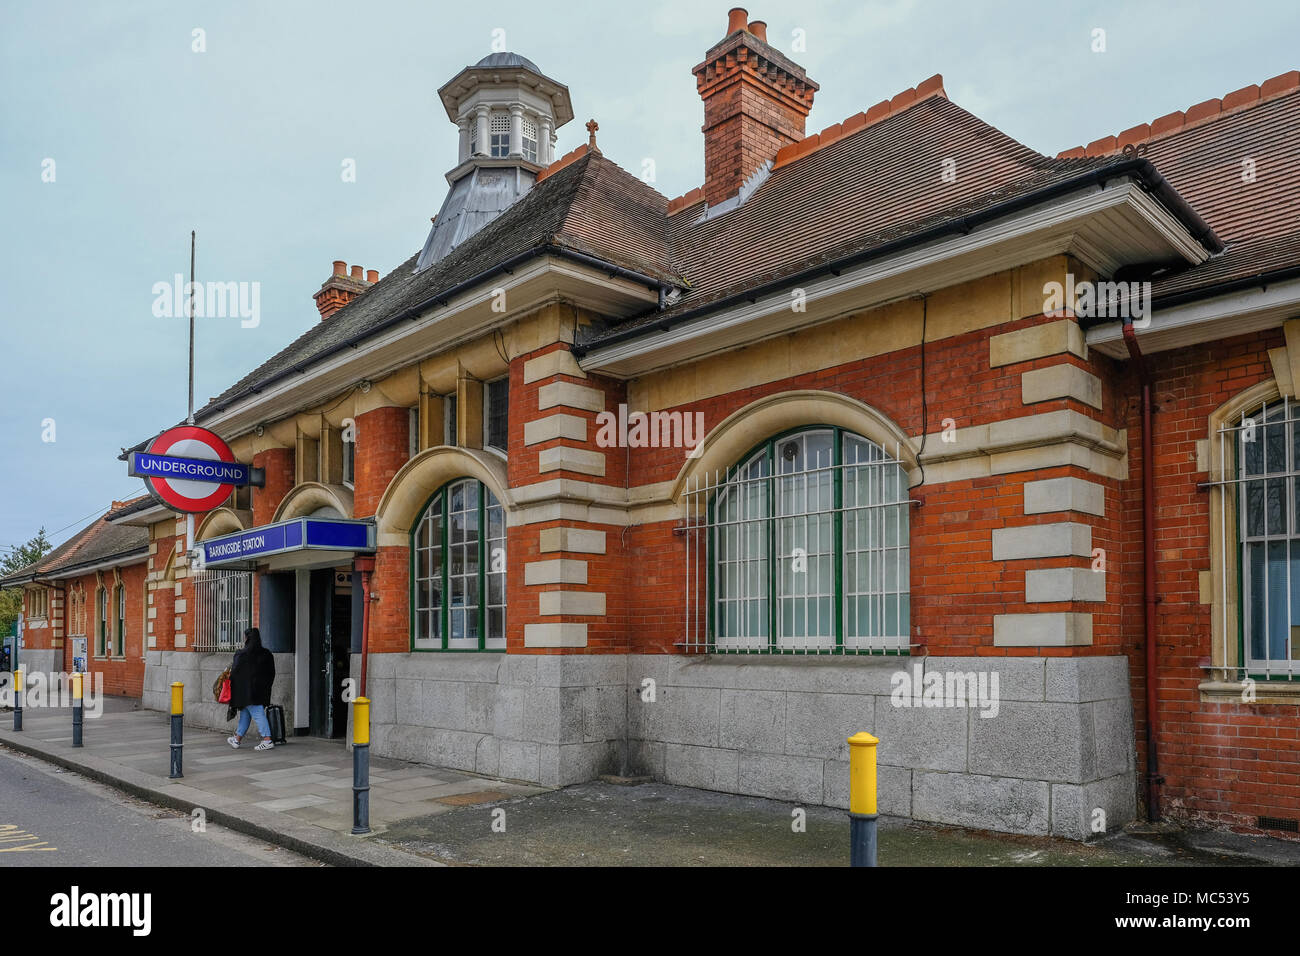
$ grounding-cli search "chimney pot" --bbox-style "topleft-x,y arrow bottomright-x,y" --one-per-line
695,15 -> 817,207
366,269 -> 378,283
350,265 -> 364,281
333,260 -> 347,276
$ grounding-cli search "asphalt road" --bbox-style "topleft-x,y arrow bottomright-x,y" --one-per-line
0,748 -> 322,867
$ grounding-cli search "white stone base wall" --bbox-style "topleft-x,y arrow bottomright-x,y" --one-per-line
624,653 -> 1136,841
143,650 -> 294,732
14,648 -> 58,678
142,646 -> 1136,840
350,652 -> 628,787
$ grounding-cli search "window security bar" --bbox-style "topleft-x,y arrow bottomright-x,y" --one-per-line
681,434 -> 917,656
193,569 -> 252,653
1215,395 -> 1300,681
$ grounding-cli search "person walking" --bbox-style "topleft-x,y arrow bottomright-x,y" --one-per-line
226,627 -> 276,751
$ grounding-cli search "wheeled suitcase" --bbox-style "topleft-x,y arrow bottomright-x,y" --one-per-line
266,704 -> 287,745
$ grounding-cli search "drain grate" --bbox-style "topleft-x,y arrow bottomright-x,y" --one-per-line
1258,815 -> 1299,833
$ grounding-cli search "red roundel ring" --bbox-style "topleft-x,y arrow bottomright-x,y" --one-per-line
145,425 -> 237,513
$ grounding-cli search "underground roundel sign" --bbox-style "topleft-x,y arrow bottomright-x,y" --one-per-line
131,425 -> 245,513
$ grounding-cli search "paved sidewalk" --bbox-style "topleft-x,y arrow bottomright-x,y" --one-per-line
0,697 -> 542,866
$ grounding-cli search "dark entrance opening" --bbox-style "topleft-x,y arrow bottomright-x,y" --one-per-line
308,568 -> 352,738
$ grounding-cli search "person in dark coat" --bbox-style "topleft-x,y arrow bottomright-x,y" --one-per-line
226,627 -> 276,751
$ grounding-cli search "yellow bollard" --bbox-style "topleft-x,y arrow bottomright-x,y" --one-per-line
12,668 -> 21,731
170,681 -> 184,716
848,731 -> 878,814
353,697 -> 370,746
847,731 -> 879,866
352,697 -> 371,834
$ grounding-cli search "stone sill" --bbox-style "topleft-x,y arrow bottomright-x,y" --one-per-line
1199,679 -> 1300,704
691,653 -> 909,668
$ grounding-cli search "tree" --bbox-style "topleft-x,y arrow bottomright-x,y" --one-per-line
0,528 -> 53,637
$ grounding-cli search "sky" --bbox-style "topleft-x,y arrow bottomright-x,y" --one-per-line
2,0 -> 1298,548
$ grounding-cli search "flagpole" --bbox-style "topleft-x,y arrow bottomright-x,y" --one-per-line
186,231 -> 196,554
188,230 -> 195,425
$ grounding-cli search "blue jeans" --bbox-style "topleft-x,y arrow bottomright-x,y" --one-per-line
236,705 -> 271,739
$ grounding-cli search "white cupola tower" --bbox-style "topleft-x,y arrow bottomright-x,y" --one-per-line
416,52 -> 574,271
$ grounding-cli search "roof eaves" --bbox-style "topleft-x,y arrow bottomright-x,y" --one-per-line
575,156 -> 1222,358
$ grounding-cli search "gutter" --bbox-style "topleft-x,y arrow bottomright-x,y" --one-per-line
1123,317 -> 1163,823
1077,264 -> 1300,338
572,157 -> 1223,358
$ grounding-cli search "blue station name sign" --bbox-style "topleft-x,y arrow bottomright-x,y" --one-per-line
129,452 -> 252,485
200,518 -> 375,567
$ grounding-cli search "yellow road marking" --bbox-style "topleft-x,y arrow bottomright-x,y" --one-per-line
0,823 -> 56,852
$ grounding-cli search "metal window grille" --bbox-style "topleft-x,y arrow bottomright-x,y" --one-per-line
1211,397 -> 1300,681
522,117 -> 538,163
193,569 -> 252,653
682,428 -> 916,654
489,112 -> 510,158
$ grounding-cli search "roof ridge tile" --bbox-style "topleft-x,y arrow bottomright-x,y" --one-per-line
771,74 -> 946,171
536,143 -> 592,183
1057,69 -> 1300,159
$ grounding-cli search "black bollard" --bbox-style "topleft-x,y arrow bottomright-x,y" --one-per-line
169,681 -> 184,779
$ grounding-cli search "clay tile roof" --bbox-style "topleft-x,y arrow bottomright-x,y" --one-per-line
171,151 -> 683,426
584,92 -> 1127,345
1048,69 -> 1300,304
1,511 -> 148,587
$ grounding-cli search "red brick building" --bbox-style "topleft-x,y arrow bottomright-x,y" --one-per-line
12,10 -> 1299,840
3,503 -> 149,697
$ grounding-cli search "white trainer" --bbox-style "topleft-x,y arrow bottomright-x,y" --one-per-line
226,736 -> 241,749
254,740 -> 275,751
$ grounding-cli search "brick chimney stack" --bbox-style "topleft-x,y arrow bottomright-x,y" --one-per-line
313,259 -> 375,321
693,8 -> 817,207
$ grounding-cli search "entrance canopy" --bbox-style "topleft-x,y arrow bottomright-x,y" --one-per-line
200,517 -> 375,571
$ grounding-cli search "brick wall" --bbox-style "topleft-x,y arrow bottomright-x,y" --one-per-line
354,405 -> 410,517
57,563 -> 147,697
1123,328 -> 1300,832
252,447 -> 294,526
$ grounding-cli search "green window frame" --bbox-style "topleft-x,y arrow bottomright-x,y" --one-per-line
708,425 -> 911,655
96,587 -> 107,657
115,584 -> 125,657
410,478 -> 507,651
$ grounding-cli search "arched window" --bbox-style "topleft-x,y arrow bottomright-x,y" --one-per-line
114,584 -> 125,657
96,587 -> 107,657
711,427 -> 910,654
412,478 -> 506,651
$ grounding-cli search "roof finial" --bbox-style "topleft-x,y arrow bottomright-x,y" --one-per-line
586,118 -> 599,152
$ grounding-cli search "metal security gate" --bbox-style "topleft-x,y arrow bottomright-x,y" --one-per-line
193,569 -> 252,652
